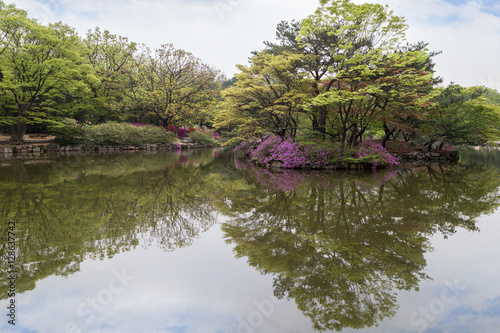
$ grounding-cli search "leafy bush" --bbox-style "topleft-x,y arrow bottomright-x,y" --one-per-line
83,122 -> 176,146
49,118 -> 84,145
188,130 -> 218,146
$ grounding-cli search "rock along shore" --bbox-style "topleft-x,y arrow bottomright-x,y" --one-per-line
0,142 -> 210,159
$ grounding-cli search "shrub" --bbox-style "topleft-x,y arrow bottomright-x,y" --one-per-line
235,135 -> 399,169
351,138 -> 400,167
177,128 -> 187,138
49,118 -> 84,145
83,122 -> 176,146
188,130 -> 217,146
167,124 -> 176,133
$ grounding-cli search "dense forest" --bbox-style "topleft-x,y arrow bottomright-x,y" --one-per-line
1,0 -> 500,154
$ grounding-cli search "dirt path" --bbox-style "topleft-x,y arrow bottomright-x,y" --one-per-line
0,134 -> 56,146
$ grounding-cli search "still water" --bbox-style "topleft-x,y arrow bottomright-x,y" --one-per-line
0,148 -> 499,333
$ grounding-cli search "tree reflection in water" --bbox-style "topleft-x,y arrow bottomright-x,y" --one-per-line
0,150 -> 224,298
0,150 -> 499,331
223,159 -> 500,331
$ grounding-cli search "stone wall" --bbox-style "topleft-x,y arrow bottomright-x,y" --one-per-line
394,149 -> 459,162
0,142 -> 211,159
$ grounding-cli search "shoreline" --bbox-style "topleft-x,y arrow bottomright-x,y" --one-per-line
0,142 -> 213,160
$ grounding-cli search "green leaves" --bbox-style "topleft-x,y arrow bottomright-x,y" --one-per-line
423,84 -> 500,145
127,43 -> 220,127
0,6 -> 91,140
215,51 -> 310,139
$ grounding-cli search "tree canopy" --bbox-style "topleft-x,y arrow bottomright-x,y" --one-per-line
0,0 -> 499,148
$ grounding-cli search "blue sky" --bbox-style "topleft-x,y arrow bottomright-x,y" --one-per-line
4,0 -> 500,91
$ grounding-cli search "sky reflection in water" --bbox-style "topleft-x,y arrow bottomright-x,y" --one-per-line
0,148 -> 499,332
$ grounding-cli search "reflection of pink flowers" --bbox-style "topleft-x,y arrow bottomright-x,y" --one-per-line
234,156 -> 400,193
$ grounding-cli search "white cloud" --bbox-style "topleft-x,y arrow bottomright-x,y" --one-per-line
4,0 -> 500,89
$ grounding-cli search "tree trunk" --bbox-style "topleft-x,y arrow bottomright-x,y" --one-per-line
318,106 -> 327,136
347,123 -> 358,147
311,114 -> 319,133
9,120 -> 26,143
382,123 -> 396,148
425,139 -> 436,152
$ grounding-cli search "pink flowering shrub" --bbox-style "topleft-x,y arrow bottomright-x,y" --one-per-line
350,138 -> 400,167
177,128 -> 187,138
167,124 -> 176,133
235,135 -> 399,169
236,136 -> 336,168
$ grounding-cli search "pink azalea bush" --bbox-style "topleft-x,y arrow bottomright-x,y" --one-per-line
350,138 -> 400,167
235,136 -> 337,168
235,135 -> 399,169
177,128 -> 187,138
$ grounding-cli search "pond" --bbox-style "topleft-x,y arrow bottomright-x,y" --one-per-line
0,147 -> 499,333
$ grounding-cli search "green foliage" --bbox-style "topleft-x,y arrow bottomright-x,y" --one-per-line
214,51 -> 310,140
48,118 -> 84,145
188,130 -> 218,146
0,6 -> 91,142
422,84 -> 500,146
126,44 -> 220,127
83,122 -> 176,146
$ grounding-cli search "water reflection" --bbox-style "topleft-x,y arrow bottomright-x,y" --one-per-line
224,159 -> 500,331
0,149 -> 230,298
0,150 -> 499,332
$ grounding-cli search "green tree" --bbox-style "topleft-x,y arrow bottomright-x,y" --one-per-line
273,0 -> 407,136
126,43 -> 220,127
0,9 -> 89,142
215,51 -> 311,142
80,27 -> 137,123
307,49 -> 434,147
422,84 -> 500,149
